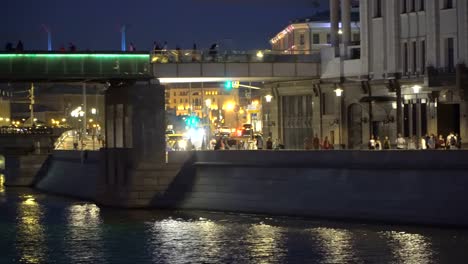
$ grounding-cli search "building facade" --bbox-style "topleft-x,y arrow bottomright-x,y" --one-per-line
265,0 -> 468,149
270,9 -> 360,55
165,83 -> 245,131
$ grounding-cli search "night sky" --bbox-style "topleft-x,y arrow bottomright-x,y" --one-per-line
3,0 -> 327,52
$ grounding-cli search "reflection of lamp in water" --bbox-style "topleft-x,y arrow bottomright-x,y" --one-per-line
17,194 -> 46,263
315,227 -> 353,263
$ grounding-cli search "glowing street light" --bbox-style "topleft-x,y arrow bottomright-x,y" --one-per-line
412,85 -> 422,94
205,99 -> 212,108
91,108 -> 97,115
334,88 -> 344,97
264,94 -> 273,103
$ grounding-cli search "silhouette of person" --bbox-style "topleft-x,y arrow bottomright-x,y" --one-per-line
16,40 -> 24,51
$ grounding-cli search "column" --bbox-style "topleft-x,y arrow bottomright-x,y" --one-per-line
330,0 -> 340,55
341,0 -> 351,46
416,99 -> 422,145
408,103 -> 413,137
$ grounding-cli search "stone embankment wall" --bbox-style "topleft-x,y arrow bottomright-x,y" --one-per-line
153,150 -> 468,226
28,149 -> 468,226
3,154 -> 49,186
35,151 -> 100,200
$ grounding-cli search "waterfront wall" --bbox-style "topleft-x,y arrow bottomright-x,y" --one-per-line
30,149 -> 468,227
3,154 -> 49,186
35,151 -> 100,200
153,150 -> 468,226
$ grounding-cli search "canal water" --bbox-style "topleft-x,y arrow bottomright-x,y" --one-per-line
1,175 -> 468,264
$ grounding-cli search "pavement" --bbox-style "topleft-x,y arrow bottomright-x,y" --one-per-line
55,135 -> 103,151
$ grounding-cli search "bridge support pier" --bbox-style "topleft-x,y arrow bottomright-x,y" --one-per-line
96,81 -> 178,207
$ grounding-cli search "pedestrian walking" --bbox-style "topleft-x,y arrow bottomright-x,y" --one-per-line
209,43 -> 218,62
456,133 -> 462,149
375,136 -> 382,150
368,135 -> 376,150
427,134 -> 436,149
383,136 -> 391,150
396,133 -> 406,150
256,135 -> 264,150
266,137 -> 273,150
16,40 -> 24,51
420,136 -> 427,150
129,43 -> 136,51
321,136 -> 332,150
312,134 -> 320,150
437,134 -> 446,149
69,42 -> 76,51
407,136 -> 417,150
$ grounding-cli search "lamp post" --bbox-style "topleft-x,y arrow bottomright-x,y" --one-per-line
264,94 -> 273,138
204,98 -> 212,150
334,87 -> 344,149
412,85 -> 422,147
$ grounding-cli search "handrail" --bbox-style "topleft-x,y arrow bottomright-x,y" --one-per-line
150,49 -> 321,64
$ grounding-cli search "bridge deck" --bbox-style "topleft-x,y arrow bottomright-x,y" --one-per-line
0,52 -> 152,82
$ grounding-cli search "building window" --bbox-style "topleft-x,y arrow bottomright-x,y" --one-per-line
419,0 -> 425,11
421,40 -> 426,74
374,0 -> 382,17
353,33 -> 360,42
173,99 -> 176,104
412,41 -> 417,74
179,99 -> 183,103
299,34 -> 305,45
443,0 -> 453,9
446,38 -> 455,72
411,0 -> 416,12
173,92 -> 176,96
326,34 -> 331,44
403,42 -> 409,74
313,34 -> 320,44
401,0 -> 407,13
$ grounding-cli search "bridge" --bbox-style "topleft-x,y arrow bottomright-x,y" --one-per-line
0,51 -> 322,209
151,49 -> 321,83
0,52 -> 152,82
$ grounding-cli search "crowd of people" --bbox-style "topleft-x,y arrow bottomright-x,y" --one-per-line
302,132 -> 463,150
388,132 -> 462,150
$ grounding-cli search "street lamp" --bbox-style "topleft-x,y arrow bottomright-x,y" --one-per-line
412,85 -> 422,94
264,94 -> 273,137
334,88 -> 344,97
334,88 -> 344,149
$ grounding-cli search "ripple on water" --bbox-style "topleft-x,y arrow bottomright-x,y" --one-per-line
1,188 -> 468,263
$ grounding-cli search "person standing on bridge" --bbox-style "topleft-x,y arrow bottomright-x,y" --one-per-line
192,43 -> 198,62
129,43 -> 136,52
16,40 -> 24,51
68,43 -> 76,52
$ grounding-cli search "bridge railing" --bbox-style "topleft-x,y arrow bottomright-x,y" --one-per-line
0,52 -> 151,79
151,50 -> 321,64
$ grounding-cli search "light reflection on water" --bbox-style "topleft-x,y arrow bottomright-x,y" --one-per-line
382,231 -> 433,264
313,227 -> 358,263
16,194 -> 46,264
1,187 -> 468,264
0,174 -> 5,194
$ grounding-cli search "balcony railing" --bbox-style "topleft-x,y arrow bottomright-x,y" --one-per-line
151,49 -> 321,64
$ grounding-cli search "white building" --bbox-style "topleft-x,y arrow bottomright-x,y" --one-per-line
264,0 -> 468,149
270,9 -> 360,55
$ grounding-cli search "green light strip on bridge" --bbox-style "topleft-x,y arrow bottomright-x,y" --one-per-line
0,54 -> 149,59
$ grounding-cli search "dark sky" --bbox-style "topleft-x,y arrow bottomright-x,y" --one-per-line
2,0 -> 327,51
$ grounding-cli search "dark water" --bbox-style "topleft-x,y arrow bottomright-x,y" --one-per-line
1,175 -> 468,263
